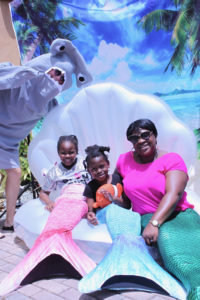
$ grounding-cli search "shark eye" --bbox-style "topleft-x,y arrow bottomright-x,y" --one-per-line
79,76 -> 85,82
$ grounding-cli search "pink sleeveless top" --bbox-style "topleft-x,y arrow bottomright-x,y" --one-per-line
116,152 -> 194,215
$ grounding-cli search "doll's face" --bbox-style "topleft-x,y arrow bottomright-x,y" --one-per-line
58,141 -> 77,168
88,156 -> 109,184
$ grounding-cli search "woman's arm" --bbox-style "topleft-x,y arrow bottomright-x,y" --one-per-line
39,189 -> 55,212
142,170 -> 187,245
86,197 -> 98,225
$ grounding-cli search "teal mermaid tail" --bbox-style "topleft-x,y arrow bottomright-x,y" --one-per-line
142,209 -> 200,299
187,287 -> 200,300
79,204 -> 187,299
96,203 -> 141,239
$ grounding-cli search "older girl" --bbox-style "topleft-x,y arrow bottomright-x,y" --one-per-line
0,135 -> 95,296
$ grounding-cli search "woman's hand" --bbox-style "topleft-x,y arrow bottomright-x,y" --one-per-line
142,222 -> 159,246
87,212 -> 98,225
45,200 -> 55,212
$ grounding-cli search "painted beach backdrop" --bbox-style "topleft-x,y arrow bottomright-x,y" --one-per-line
10,0 -> 200,143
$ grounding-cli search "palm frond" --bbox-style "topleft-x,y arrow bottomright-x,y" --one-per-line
165,44 -> 186,74
173,0 -> 185,8
171,10 -> 189,46
137,9 -> 178,33
138,0 -> 200,75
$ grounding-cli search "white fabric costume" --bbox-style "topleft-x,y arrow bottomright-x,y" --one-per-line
0,38 -> 92,169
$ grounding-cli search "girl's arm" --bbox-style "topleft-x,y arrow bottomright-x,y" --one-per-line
39,189 -> 55,212
142,170 -> 187,245
86,197 -> 98,225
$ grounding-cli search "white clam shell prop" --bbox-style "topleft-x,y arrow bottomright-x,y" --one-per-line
15,82 -> 199,263
28,82 -> 197,185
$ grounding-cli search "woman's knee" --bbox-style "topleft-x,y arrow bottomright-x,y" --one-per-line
5,168 -> 21,179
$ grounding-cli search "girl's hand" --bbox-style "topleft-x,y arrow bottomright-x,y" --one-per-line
45,201 -> 55,212
99,189 -> 113,202
87,212 -> 98,225
142,222 -> 159,246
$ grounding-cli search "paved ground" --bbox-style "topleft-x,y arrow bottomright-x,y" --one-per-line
0,203 -> 174,300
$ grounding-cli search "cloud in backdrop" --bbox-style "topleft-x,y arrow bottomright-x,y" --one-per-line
11,0 -> 200,130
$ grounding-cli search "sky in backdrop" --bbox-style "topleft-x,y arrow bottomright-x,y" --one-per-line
11,0 -> 200,130
55,0 -> 200,95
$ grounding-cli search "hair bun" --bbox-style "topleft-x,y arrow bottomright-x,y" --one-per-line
99,146 -> 110,153
85,145 -> 99,154
84,144 -> 110,169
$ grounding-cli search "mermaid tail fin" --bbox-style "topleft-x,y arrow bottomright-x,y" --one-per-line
0,184 -> 96,296
80,204 -> 187,299
79,233 -> 186,299
0,231 -> 96,296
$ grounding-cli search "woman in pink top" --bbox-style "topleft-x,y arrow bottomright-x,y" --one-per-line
116,118 -> 200,300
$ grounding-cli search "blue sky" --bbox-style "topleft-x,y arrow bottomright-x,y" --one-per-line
11,0 -> 200,97
55,0 -> 200,95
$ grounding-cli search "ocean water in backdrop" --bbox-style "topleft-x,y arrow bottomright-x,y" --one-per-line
33,91 -> 200,136
161,91 -> 200,131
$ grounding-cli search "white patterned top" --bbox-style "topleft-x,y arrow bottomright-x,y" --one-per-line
42,156 -> 90,200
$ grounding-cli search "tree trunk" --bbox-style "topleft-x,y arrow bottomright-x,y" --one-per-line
22,33 -> 43,63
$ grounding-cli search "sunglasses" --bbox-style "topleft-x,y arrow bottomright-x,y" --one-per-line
54,69 -> 62,76
127,131 -> 152,144
53,69 -> 65,85
59,74 -> 65,85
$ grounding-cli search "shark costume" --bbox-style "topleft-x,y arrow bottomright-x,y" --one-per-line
0,38 -> 92,169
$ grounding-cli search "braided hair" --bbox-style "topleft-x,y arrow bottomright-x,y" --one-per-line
57,135 -> 78,153
84,145 -> 110,169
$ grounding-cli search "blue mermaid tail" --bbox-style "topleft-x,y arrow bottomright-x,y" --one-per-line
79,204 -> 187,300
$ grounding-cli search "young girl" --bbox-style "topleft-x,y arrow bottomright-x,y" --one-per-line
14,135 -> 90,247
83,145 -> 131,225
0,135 -> 96,296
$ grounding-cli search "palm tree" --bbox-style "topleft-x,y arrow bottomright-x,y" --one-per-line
137,0 -> 200,75
13,20 -> 39,62
12,0 -> 85,62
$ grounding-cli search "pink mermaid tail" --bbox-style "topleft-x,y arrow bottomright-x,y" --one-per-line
0,184 -> 96,296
